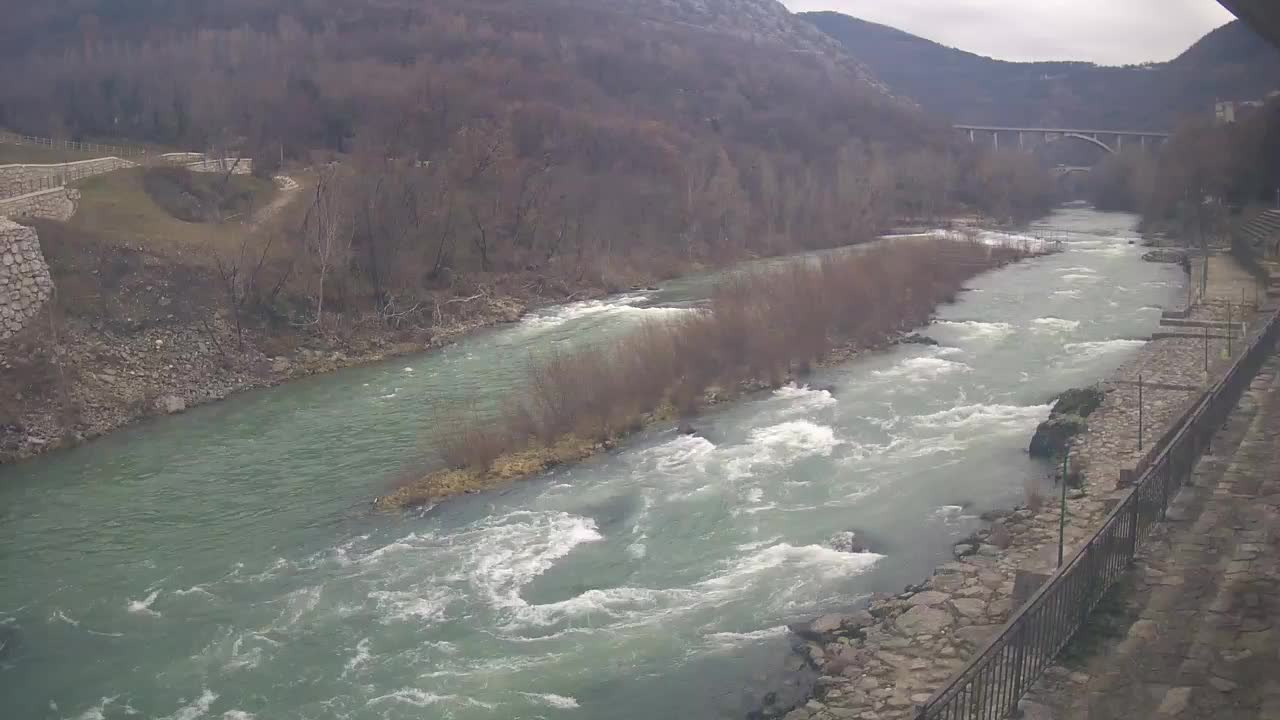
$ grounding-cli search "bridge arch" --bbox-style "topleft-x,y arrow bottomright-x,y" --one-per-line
1055,133 -> 1115,155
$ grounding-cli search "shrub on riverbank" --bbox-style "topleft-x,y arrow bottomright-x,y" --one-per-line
383,237 -> 1030,508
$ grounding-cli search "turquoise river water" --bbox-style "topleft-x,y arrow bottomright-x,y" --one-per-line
0,208 -> 1184,719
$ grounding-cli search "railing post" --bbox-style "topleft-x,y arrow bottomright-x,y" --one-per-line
1128,501 -> 1139,562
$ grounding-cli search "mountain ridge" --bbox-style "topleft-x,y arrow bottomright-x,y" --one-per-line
802,12 -> 1280,131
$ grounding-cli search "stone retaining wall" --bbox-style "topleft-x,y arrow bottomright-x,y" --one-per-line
0,157 -> 134,198
0,187 -> 79,221
160,152 -> 207,164
185,158 -> 253,175
0,218 -> 53,339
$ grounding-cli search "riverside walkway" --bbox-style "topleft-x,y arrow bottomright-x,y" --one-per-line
1021,352 -> 1280,719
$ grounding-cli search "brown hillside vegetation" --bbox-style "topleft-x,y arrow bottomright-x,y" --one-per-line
1,0 -> 1057,326
380,237 -> 1033,508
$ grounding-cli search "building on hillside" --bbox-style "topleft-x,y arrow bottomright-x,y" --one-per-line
1215,92 -> 1280,124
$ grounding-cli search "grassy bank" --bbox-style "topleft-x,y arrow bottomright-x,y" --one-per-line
377,237 -> 1034,509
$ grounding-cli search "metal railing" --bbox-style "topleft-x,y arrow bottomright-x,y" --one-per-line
914,305 -> 1280,720
0,160 -> 130,201
2,174 -> 67,199
0,130 -> 149,157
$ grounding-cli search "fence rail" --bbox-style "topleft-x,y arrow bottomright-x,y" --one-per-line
0,160 -> 129,201
914,304 -> 1280,720
0,131 -> 150,158
3,174 -> 68,199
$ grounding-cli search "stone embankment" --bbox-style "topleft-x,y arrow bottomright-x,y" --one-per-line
0,157 -> 135,198
0,186 -> 80,221
184,157 -> 254,175
0,219 -> 53,340
769,261 -> 1270,720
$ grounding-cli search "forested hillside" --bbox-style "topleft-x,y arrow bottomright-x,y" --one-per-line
804,13 -> 1280,131
0,0 -> 958,281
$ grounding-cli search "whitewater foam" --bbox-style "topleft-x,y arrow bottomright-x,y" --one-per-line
521,693 -> 581,709
1032,317 -> 1081,332
771,384 -> 836,412
160,689 -> 217,720
71,696 -> 119,720
933,320 -> 1013,341
701,543 -> 883,590
705,625 -> 788,649
511,585 -> 701,631
1064,339 -> 1147,362
641,434 -> 716,477
344,637 -> 372,675
518,294 -> 699,333
126,591 -> 161,617
369,588 -> 456,624
468,512 -> 603,616
367,689 -> 494,709
50,609 -> 80,626
873,356 -> 970,381
725,421 -> 838,480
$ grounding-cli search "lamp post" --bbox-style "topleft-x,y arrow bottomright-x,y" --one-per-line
1059,442 -> 1070,569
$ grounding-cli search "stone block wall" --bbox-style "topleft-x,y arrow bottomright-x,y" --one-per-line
185,158 -> 254,175
0,187 -> 79,221
160,152 -> 207,164
0,157 -> 135,198
0,218 -> 54,340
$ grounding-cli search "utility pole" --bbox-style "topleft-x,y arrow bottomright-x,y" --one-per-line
1059,443 -> 1070,569
1138,375 -> 1144,453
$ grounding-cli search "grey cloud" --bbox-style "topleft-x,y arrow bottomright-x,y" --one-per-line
783,0 -> 1237,64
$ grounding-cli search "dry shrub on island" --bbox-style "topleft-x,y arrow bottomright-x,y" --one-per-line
412,237 -> 1028,503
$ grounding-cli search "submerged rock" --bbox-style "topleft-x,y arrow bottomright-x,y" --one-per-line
826,530 -> 871,554
898,333 -> 940,346
1028,415 -> 1087,458
1028,387 -> 1104,458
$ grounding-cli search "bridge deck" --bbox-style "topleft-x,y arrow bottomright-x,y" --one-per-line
955,125 -> 1171,137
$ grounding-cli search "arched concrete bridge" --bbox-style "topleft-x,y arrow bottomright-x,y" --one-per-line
955,125 -> 1172,154
1050,165 -> 1092,177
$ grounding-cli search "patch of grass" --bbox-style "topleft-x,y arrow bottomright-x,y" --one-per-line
68,168 -> 275,262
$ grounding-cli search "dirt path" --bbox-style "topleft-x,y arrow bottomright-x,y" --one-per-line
245,174 -> 302,230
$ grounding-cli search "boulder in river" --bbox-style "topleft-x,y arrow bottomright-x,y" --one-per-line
898,333 -> 940,346
1028,387 -> 1104,458
826,530 -> 871,554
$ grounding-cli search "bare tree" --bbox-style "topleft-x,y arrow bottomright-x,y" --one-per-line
302,165 -> 353,325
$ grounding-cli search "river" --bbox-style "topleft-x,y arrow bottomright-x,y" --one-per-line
0,208 -> 1184,720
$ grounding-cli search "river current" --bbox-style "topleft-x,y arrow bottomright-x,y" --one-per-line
0,209 -> 1183,719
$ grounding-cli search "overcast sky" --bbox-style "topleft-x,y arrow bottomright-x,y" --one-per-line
781,0 -> 1237,65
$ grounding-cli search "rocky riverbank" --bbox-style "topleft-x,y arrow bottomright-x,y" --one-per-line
0,289 -> 579,464
761,298 -> 1268,720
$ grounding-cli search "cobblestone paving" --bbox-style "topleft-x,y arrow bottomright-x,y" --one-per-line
1023,354 -> 1280,720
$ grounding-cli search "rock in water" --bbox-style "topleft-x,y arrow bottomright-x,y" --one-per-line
1028,386 -> 1104,458
826,530 -> 869,554
1028,415 -> 1086,458
899,333 -> 940,346
1050,387 -> 1105,418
